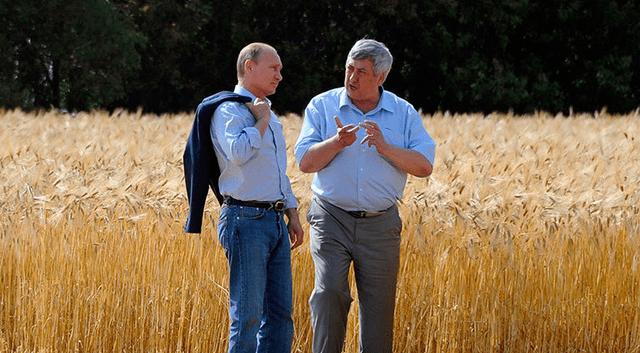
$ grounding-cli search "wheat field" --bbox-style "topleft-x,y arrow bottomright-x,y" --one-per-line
1,107 -> 639,352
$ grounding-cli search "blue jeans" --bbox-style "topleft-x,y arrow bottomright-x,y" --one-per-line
217,204 -> 294,353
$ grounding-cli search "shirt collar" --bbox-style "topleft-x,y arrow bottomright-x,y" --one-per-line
339,86 -> 394,115
234,85 -> 272,107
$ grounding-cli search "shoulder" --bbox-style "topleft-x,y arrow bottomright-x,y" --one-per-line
201,91 -> 250,107
306,88 -> 346,117
199,91 -> 251,118
381,89 -> 418,116
381,89 -> 410,107
214,100 -> 252,122
217,99 -> 246,109
309,87 -> 343,104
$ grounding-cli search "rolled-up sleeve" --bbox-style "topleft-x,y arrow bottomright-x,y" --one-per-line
212,102 -> 261,165
283,181 -> 298,209
294,104 -> 324,165
406,107 -> 436,167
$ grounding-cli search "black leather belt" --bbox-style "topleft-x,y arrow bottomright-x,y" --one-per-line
223,196 -> 286,212
346,210 -> 387,218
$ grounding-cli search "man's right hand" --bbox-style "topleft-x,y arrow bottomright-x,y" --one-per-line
246,98 -> 271,137
298,115 -> 361,173
246,98 -> 271,123
334,116 -> 359,147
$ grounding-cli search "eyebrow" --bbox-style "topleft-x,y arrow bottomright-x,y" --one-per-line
348,65 -> 367,73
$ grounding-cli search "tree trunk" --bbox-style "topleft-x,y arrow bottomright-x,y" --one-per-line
51,58 -> 60,109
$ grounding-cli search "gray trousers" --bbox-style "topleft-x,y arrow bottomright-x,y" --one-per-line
307,195 -> 402,353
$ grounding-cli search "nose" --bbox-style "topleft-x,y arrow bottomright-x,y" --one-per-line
275,70 -> 283,82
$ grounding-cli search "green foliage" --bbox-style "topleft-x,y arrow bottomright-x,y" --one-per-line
0,0 -> 143,111
1,0 -> 638,114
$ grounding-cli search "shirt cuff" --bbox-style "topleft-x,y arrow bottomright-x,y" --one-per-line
244,127 -> 262,149
285,195 -> 298,209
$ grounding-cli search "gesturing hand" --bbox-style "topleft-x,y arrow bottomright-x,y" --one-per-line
360,120 -> 389,152
334,116 -> 359,147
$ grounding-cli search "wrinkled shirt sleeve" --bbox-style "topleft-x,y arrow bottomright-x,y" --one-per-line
294,103 -> 326,165
212,102 -> 262,166
406,106 -> 436,167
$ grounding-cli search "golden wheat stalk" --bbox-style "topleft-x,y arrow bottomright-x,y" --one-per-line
1,107 -> 639,352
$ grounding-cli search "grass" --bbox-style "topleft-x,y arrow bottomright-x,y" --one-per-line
1,107 -> 639,352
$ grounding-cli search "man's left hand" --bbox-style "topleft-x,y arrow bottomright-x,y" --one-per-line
360,120 -> 389,153
285,209 -> 304,249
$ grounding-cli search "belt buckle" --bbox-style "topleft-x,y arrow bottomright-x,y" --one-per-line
272,200 -> 286,212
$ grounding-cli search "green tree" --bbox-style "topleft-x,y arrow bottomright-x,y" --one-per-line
0,0 -> 143,111
2,0 -> 638,114
116,0 -> 250,113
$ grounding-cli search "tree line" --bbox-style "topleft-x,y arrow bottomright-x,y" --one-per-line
1,0 -> 638,115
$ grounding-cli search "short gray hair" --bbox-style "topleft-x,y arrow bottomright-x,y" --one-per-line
346,39 -> 393,79
237,43 -> 277,79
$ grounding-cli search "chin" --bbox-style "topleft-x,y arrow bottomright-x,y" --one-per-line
346,90 -> 361,100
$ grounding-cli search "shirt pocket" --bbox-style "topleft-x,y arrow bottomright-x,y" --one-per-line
382,127 -> 405,148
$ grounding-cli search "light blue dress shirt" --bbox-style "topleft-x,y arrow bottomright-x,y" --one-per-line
294,87 -> 436,212
211,86 -> 297,209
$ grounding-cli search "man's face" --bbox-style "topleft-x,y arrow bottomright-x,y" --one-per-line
249,50 -> 283,98
344,58 -> 385,102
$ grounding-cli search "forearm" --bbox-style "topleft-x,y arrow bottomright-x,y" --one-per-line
298,135 -> 344,173
285,207 -> 304,249
379,145 -> 433,177
254,116 -> 270,137
213,103 -> 262,165
246,98 -> 271,137
220,129 -> 260,165
285,207 -> 300,223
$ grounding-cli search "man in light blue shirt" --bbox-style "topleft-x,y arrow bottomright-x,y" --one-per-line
295,39 -> 436,353
213,86 -> 297,208
212,42 -> 303,353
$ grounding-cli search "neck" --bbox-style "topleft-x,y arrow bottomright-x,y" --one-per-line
353,99 -> 377,114
238,81 -> 265,100
351,90 -> 381,114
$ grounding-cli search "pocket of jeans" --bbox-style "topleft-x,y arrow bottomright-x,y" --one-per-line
237,206 -> 267,220
217,213 -> 230,257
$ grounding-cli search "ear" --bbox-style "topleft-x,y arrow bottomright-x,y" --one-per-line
244,59 -> 254,74
376,72 -> 387,86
